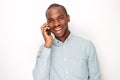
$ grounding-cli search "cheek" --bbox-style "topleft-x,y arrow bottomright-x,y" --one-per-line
50,29 -> 54,33
48,22 -> 55,28
49,24 -> 53,29
64,26 -> 68,32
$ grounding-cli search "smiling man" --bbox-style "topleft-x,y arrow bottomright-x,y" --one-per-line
33,3 -> 100,80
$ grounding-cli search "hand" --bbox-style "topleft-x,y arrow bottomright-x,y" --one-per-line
41,23 -> 53,48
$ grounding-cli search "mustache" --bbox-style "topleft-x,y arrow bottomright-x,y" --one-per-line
49,25 -> 61,29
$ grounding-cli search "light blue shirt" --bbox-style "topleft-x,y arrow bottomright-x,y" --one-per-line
33,33 -> 100,80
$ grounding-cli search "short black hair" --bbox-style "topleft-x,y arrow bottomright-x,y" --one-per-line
46,3 -> 68,17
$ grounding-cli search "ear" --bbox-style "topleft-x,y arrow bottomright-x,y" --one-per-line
67,15 -> 70,22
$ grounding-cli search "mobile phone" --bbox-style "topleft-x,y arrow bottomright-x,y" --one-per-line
46,29 -> 51,35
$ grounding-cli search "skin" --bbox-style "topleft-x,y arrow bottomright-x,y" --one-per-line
41,6 -> 70,48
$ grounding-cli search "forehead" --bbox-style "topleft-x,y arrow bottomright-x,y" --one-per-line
46,7 -> 65,18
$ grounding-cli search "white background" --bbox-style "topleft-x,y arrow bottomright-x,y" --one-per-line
0,0 -> 120,80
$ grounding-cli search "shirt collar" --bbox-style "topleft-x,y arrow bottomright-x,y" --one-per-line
53,32 -> 74,46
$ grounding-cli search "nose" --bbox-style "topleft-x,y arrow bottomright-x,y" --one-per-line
54,19 -> 60,27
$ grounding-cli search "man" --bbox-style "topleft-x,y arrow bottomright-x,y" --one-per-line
33,3 -> 100,80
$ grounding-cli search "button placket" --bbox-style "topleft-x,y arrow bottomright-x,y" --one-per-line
62,44 -> 69,79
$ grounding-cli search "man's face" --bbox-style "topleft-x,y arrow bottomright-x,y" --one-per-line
46,7 -> 70,39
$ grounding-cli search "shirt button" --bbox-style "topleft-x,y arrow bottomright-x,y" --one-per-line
65,71 -> 68,74
64,58 -> 67,61
63,45 -> 65,48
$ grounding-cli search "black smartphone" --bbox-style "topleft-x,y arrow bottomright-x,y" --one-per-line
46,29 -> 51,35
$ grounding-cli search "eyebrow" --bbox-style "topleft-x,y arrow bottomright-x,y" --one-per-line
59,14 -> 64,17
47,15 -> 64,20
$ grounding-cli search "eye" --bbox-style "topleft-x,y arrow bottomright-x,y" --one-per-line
48,19 -> 54,23
58,16 -> 64,20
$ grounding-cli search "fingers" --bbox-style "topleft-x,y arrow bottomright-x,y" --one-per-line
41,23 -> 51,37
40,23 -> 53,48
41,23 -> 50,33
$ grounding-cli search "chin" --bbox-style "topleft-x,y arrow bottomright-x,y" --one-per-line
55,35 -> 63,38
55,33 -> 64,38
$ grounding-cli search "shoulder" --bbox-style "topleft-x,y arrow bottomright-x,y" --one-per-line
72,34 -> 95,48
72,34 -> 91,44
73,34 -> 97,55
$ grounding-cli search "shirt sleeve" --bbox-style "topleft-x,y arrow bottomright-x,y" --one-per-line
33,45 -> 51,80
87,41 -> 101,80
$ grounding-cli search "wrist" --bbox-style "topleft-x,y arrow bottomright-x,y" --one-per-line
44,43 -> 52,48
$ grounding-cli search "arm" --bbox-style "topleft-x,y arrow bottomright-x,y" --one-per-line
33,45 -> 51,80
87,41 -> 101,80
33,23 -> 53,80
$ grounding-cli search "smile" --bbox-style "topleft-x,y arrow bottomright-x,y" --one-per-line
53,27 -> 63,34
54,27 -> 63,31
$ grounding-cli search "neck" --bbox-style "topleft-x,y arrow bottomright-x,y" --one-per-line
56,30 -> 70,42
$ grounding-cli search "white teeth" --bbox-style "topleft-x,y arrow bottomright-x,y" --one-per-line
55,27 -> 61,31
